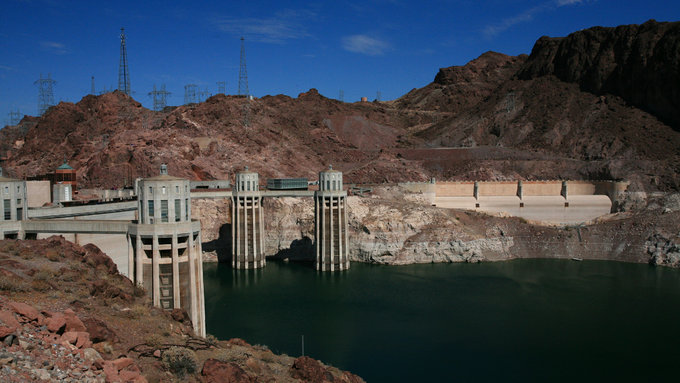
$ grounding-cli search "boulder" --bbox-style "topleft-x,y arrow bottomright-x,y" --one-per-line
63,309 -> 87,332
0,310 -> 20,329
9,301 -> 41,322
201,359 -> 255,383
290,356 -> 334,382
45,312 -> 66,333
82,317 -> 118,343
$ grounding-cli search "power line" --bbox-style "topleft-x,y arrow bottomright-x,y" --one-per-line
118,27 -> 131,95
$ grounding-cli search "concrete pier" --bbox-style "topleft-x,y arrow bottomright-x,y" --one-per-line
231,167 -> 265,269
315,166 -> 349,271
127,165 -> 205,336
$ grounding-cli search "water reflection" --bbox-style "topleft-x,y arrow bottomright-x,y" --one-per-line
202,259 -> 680,383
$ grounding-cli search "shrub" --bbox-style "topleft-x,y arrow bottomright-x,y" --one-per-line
205,334 -> 218,347
31,279 -> 52,292
145,334 -> 163,349
162,347 -> 198,378
127,305 -> 149,319
0,275 -> 29,292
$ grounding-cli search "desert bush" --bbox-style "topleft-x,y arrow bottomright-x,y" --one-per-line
205,334 -> 218,347
145,334 -> 163,348
31,279 -> 52,292
0,275 -> 29,292
132,283 -> 146,297
213,348 -> 245,363
162,347 -> 198,378
33,269 -> 53,281
127,305 -> 149,319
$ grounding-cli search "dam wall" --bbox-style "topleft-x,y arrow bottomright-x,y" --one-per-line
433,180 -> 629,224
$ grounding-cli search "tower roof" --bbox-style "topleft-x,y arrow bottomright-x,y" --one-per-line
57,162 -> 74,170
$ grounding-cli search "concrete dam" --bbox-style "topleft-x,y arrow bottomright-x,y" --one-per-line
0,162 -> 628,338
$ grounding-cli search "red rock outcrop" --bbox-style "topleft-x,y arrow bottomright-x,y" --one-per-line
517,20 -> 680,129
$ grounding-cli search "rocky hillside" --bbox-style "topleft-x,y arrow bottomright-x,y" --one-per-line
1,20 -> 679,192
517,20 -> 680,129
0,238 -> 364,382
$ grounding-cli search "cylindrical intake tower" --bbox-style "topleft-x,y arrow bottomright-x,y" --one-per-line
128,164 -> 205,336
231,167 -> 265,269
314,165 -> 349,271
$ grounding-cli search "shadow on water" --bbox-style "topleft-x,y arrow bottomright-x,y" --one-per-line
202,223 -> 232,263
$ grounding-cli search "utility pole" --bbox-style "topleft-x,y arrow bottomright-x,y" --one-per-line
34,73 -> 56,116
118,28 -> 131,95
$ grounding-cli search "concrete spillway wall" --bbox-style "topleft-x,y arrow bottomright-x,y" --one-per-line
431,180 -> 629,224
434,180 -> 629,199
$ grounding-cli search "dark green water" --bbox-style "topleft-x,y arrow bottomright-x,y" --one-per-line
203,260 -> 680,382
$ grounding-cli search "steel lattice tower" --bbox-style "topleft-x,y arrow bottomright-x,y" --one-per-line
34,73 -> 56,116
149,84 -> 171,111
184,84 -> 197,104
8,109 -> 22,125
339,90 -> 344,102
118,28 -> 131,95
238,37 -> 249,97
216,81 -> 226,94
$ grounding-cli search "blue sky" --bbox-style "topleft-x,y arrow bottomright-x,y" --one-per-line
1,0 -> 679,120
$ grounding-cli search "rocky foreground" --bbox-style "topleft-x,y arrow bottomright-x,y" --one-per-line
0,238 -> 364,382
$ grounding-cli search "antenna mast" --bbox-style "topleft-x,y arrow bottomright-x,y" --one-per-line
118,28 -> 131,95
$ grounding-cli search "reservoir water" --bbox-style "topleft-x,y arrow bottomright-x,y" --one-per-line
203,259 -> 680,382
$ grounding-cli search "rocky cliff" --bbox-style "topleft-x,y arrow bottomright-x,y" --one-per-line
518,20 -> 680,130
193,186 -> 680,268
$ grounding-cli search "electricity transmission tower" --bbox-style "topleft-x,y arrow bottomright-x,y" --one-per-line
376,90 -> 381,102
339,90 -> 344,102
34,73 -> 56,116
239,37 -> 251,127
184,84 -> 198,104
118,28 -> 131,95
198,87 -> 211,103
238,37 -> 249,97
91,76 -> 95,95
148,84 -> 171,111
8,109 -> 22,125
216,81 -> 226,94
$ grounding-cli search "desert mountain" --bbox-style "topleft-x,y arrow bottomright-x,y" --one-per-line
1,20 -> 679,191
